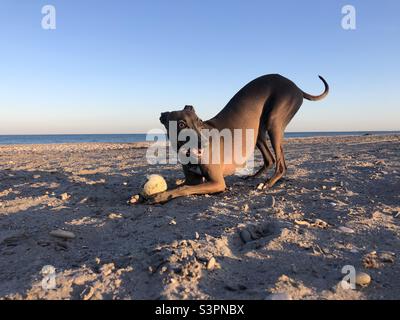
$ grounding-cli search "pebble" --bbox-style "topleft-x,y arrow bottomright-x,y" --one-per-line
50,229 -> 75,240
313,219 -> 328,229
362,251 -> 381,269
242,204 -> 250,213
60,193 -> 71,201
206,257 -> 216,270
295,220 -> 311,227
160,266 -> 168,273
108,213 -> 123,219
356,272 -> 371,287
380,252 -> 395,263
169,219 -> 177,225
266,292 -> 292,300
195,232 -> 200,240
128,194 -> 140,204
239,230 -> 252,243
256,183 -> 265,190
338,226 -> 355,234
101,263 -> 115,276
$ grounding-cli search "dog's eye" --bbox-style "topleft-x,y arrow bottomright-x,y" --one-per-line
178,121 -> 186,129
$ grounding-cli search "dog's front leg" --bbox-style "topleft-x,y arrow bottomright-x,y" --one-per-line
146,181 -> 225,204
147,164 -> 225,204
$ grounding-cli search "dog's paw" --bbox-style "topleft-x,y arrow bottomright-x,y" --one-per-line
256,182 -> 272,190
144,192 -> 170,205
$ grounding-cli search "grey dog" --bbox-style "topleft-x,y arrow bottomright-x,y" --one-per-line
148,74 -> 329,204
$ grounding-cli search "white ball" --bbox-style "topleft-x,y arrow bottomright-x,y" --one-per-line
142,174 -> 168,197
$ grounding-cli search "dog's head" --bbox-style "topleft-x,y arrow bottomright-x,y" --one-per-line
160,105 -> 205,152
160,105 -> 205,137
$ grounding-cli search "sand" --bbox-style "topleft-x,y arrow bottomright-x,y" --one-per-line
0,134 -> 399,300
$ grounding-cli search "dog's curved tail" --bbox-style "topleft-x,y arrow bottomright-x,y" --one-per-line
302,75 -> 329,101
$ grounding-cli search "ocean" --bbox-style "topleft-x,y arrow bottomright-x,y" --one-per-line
0,132 -> 398,145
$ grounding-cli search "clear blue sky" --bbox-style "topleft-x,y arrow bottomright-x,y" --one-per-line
0,0 -> 399,134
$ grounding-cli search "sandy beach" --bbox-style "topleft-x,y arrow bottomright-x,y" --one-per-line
0,134 -> 399,300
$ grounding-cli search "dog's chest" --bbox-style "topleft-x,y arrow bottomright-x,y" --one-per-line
188,164 -> 203,176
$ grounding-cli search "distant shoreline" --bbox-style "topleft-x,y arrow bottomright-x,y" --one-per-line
0,131 -> 399,146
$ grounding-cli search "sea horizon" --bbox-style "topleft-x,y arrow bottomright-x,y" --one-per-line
0,131 -> 399,146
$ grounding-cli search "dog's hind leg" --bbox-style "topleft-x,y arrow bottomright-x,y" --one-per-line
259,130 -> 276,170
281,145 -> 288,170
263,127 -> 286,188
261,92 -> 303,188
243,142 -> 269,179
244,130 -> 275,179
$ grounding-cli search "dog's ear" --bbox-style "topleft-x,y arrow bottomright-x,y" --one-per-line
159,112 -> 170,125
184,105 -> 195,113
